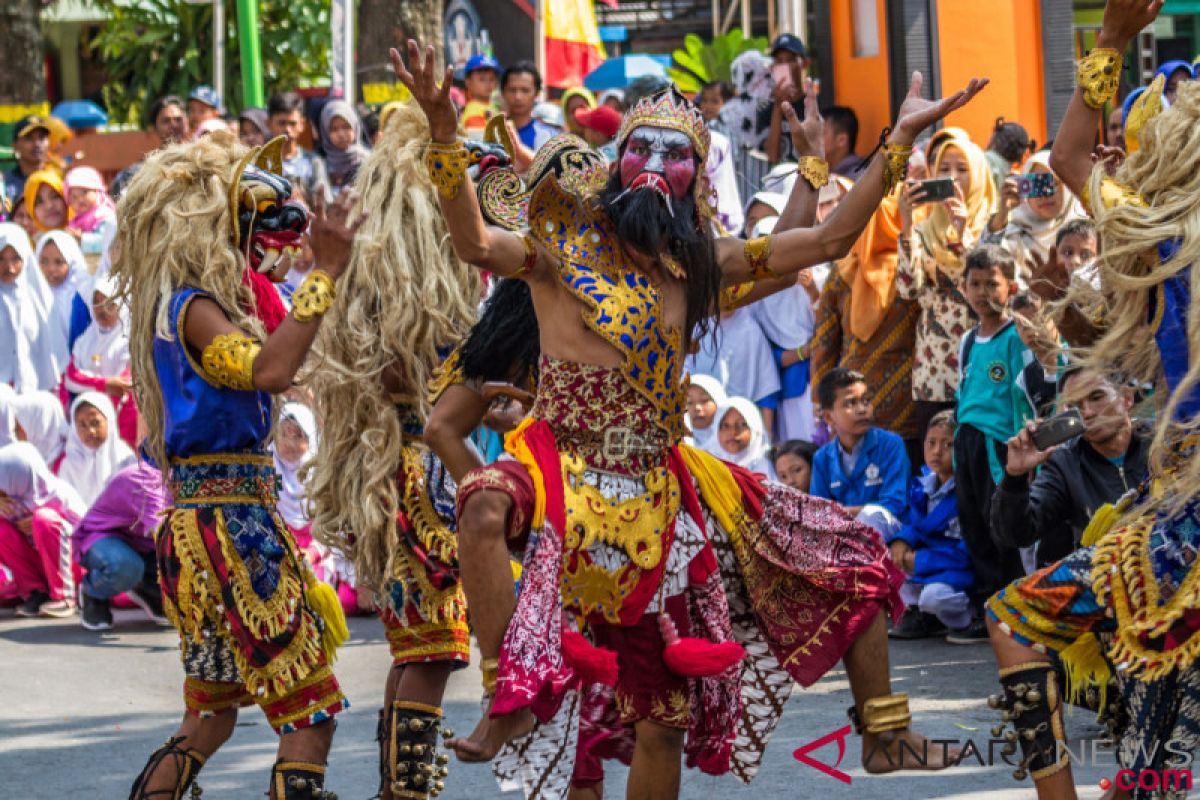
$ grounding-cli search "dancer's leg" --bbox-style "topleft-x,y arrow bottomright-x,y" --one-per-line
625,720 -> 684,800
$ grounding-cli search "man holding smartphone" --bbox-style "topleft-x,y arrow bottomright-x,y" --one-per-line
989,367 -> 1148,567
764,34 -> 810,164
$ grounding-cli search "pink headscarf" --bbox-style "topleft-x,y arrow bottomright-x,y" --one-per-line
64,166 -> 116,234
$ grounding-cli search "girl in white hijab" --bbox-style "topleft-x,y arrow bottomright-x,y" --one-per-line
57,391 -> 135,506
11,391 -> 68,467
703,396 -> 775,478
64,274 -> 136,447
0,384 -> 15,446
990,150 -> 1086,269
272,401 -> 331,578
0,223 -> 58,392
0,441 -> 86,617
35,230 -> 89,379
684,374 -> 728,450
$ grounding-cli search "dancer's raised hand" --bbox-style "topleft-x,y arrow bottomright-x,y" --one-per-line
892,72 -> 990,145
782,77 -> 824,159
389,40 -> 458,143
309,189 -> 364,280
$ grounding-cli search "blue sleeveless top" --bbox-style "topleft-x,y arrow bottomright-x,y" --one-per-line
154,288 -> 273,459
1153,242 -> 1199,422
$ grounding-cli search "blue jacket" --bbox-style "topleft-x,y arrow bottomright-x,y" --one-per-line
887,472 -> 974,591
810,427 -> 910,517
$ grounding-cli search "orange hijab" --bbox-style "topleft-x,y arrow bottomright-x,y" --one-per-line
23,169 -> 72,233
839,191 -> 902,342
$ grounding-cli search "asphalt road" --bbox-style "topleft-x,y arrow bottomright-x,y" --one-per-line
0,608 -> 1119,799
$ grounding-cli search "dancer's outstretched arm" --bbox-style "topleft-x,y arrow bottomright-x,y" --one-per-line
717,72 -> 989,283
390,42 -> 546,279
1050,0 -> 1163,196
773,79 -> 824,233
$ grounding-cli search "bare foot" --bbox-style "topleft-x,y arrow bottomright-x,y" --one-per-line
862,728 -> 961,773
445,698 -> 535,763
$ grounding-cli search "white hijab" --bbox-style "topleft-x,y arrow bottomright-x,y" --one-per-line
34,230 -> 89,378
0,441 -> 86,518
1003,151 -> 1086,265
11,391 -> 67,465
70,274 -> 130,378
58,391 -> 135,506
0,223 -> 58,392
703,396 -> 774,477
685,374 -> 728,450
0,384 -> 15,446
273,402 -> 319,529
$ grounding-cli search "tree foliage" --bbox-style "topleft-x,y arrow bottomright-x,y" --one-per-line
90,0 -> 330,125
667,28 -> 769,94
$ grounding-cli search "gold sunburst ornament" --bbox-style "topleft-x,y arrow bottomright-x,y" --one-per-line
1077,48 -> 1122,111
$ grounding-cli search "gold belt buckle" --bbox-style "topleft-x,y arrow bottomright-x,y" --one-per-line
603,426 -> 643,460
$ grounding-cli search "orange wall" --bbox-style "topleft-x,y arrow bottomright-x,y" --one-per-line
935,0 -> 1047,147
830,0 -> 892,160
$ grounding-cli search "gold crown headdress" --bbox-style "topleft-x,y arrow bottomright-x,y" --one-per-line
616,86 -> 711,163
1124,74 -> 1166,155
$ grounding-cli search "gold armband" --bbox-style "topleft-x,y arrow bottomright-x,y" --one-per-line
744,235 -> 774,281
425,140 -> 470,200
1076,48 -> 1122,110
797,156 -> 830,190
882,143 -> 912,196
201,332 -> 261,391
719,281 -> 754,311
291,269 -> 336,323
1080,174 -> 1148,215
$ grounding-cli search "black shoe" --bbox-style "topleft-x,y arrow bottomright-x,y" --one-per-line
127,584 -> 169,625
16,590 -> 50,618
888,608 -> 947,639
945,618 -> 989,644
81,594 -> 114,631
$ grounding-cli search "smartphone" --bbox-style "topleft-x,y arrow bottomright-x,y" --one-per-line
1031,408 -> 1084,450
770,62 -> 795,96
914,177 -> 956,204
1018,172 -> 1057,199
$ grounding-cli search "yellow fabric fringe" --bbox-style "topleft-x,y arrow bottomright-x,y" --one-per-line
305,575 -> 349,664
505,417 -> 547,529
677,444 -> 746,545
1080,503 -> 1119,547
1059,633 -> 1112,713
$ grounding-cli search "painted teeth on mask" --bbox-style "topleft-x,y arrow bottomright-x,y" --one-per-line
259,248 -> 281,274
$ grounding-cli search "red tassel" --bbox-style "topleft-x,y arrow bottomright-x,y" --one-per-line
561,628 -> 619,686
659,613 -> 745,678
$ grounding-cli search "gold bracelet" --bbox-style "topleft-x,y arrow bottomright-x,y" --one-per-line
425,140 -> 470,200
797,156 -> 830,190
744,235 -> 775,281
480,657 -> 499,694
201,332 -> 261,391
882,143 -> 912,196
292,269 -> 337,323
1076,48 -> 1122,110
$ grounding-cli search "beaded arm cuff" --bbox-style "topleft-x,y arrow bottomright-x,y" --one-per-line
292,269 -> 336,323
744,235 -> 775,281
1076,48 -> 1122,110
797,156 -> 831,190
201,332 -> 261,391
425,141 -> 470,200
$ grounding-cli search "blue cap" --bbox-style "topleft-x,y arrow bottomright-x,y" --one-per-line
188,85 -> 222,111
465,54 -> 501,75
1154,60 -> 1193,85
770,34 -> 807,58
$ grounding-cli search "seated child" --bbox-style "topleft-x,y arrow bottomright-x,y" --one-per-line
64,166 -> 117,242
886,410 -> 975,640
770,439 -> 817,493
810,367 -> 911,536
684,374 -> 727,449
703,396 -> 775,478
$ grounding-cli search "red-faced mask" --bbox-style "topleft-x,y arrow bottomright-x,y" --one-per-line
618,125 -> 696,205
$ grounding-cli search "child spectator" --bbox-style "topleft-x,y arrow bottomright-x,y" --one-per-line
704,397 -> 774,477
0,441 -> 86,617
267,91 -> 329,201
685,374 -> 727,450
0,223 -> 58,393
771,439 -> 817,493
886,410 -> 975,641
319,100 -> 370,196
953,244 -> 1056,640
273,401 -> 330,578
23,170 -> 71,233
10,192 -> 38,239
687,307 -> 781,433
561,88 -> 597,139
11,391 -> 67,468
74,457 -> 170,631
810,368 -> 911,536
64,276 -> 136,447
57,392 -> 136,506
698,80 -> 734,126
461,54 -> 502,134
35,230 -> 88,379
1055,218 -> 1099,287
63,166 -> 116,239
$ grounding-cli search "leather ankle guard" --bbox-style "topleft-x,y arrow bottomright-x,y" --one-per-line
129,736 -> 207,799
388,701 -> 452,799
271,761 -> 337,799
988,662 -> 1068,781
847,693 -> 911,735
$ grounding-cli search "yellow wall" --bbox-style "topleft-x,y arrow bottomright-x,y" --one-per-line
830,0 -> 892,160
935,0 -> 1047,147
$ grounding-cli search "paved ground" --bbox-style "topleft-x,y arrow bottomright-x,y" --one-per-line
0,608 -> 1118,799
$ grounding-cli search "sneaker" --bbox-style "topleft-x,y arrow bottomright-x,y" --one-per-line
15,590 -> 50,618
127,584 -> 170,625
39,598 -> 75,618
945,619 -> 989,644
81,594 -> 114,631
888,608 -> 947,640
